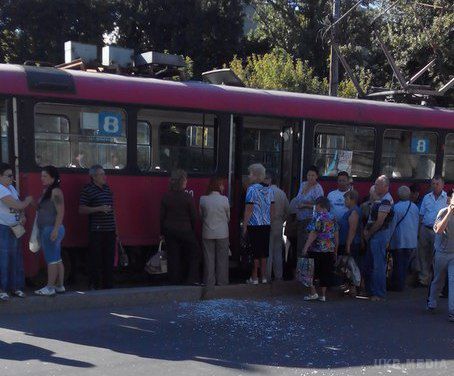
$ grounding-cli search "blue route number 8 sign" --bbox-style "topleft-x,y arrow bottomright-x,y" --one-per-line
411,137 -> 429,154
98,112 -> 123,136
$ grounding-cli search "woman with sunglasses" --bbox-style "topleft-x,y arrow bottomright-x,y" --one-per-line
0,163 -> 33,301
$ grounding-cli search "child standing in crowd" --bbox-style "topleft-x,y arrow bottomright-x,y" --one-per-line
302,196 -> 338,302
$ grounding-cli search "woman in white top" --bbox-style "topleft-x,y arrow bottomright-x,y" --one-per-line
0,163 -> 33,301
199,177 -> 230,286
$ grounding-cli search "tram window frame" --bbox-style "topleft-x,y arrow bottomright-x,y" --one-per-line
0,100 -> 9,163
33,103 -> 128,170
137,120 -> 152,172
312,123 -> 376,179
34,113 -> 71,168
380,129 -> 438,180
443,133 -> 454,182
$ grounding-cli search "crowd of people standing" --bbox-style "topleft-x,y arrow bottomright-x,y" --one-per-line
0,161 -> 453,323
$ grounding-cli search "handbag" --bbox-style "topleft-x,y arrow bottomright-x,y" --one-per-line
296,257 -> 314,287
29,216 -> 41,253
145,240 -> 167,274
11,224 -> 26,239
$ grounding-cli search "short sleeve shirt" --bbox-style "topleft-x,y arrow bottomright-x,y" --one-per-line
368,198 -> 393,232
434,207 -> 454,254
79,183 -> 116,232
245,183 -> 274,226
306,211 -> 338,253
0,184 -> 20,226
294,182 -> 324,221
327,189 -> 349,222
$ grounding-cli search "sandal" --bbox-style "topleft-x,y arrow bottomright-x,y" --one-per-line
14,290 -> 26,298
0,292 -> 10,301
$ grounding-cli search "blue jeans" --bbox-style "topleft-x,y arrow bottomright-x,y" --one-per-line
390,248 -> 413,291
365,231 -> 388,298
39,226 -> 65,264
0,224 -> 24,292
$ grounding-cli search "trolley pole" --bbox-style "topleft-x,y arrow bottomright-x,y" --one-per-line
329,0 -> 341,96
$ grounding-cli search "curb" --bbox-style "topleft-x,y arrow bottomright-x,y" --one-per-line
0,281 -> 305,315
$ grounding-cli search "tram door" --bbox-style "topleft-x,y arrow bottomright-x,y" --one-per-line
237,116 -> 299,202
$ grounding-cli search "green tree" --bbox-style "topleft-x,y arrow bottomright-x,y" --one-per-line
0,0 -> 115,64
229,48 -> 328,94
112,0 -> 245,77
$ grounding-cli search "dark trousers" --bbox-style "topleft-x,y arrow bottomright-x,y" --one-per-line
390,248 -> 413,291
89,231 -> 116,289
165,229 -> 200,285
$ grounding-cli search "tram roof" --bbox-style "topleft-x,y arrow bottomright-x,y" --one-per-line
0,63 -> 453,129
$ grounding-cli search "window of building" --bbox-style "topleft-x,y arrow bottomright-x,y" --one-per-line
34,103 -> 127,169
0,101 -> 8,163
137,121 -> 151,172
313,124 -> 375,178
381,129 -> 437,179
443,133 -> 454,182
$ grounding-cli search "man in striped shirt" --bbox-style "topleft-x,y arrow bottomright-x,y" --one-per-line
79,165 -> 117,289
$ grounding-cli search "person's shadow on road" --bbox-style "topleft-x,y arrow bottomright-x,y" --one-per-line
0,340 -> 94,368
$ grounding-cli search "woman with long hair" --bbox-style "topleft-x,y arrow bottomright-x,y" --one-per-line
35,166 -> 66,296
0,163 -> 33,301
160,169 -> 200,285
199,177 -> 230,286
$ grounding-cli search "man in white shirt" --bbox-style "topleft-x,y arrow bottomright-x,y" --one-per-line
418,176 -> 448,286
327,171 -> 351,223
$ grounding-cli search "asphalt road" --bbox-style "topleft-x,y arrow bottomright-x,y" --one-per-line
0,289 -> 453,376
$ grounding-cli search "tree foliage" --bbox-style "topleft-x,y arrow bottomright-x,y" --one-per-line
229,48 -> 328,94
0,0 -> 114,64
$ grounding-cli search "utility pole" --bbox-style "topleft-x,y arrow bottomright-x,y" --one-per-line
329,0 -> 341,96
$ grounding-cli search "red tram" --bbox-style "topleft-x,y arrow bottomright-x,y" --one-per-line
0,63 -> 453,278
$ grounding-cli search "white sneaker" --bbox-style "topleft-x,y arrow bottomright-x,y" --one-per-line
304,293 -> 319,301
54,286 -> 66,294
261,278 -> 268,284
246,278 -> 259,285
35,286 -> 56,296
318,296 -> 326,302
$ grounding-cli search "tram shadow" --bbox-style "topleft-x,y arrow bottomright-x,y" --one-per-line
0,292 -> 453,372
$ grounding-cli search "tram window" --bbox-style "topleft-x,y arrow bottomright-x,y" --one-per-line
34,114 -> 70,167
242,128 -> 281,177
313,124 -> 375,178
159,123 -> 215,173
34,103 -> 127,169
443,133 -> 454,182
381,130 -> 437,179
76,109 -> 127,169
137,121 -> 151,172
0,101 -> 8,163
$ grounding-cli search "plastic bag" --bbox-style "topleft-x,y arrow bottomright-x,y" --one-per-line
335,255 -> 361,287
29,216 -> 41,253
296,257 -> 314,287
